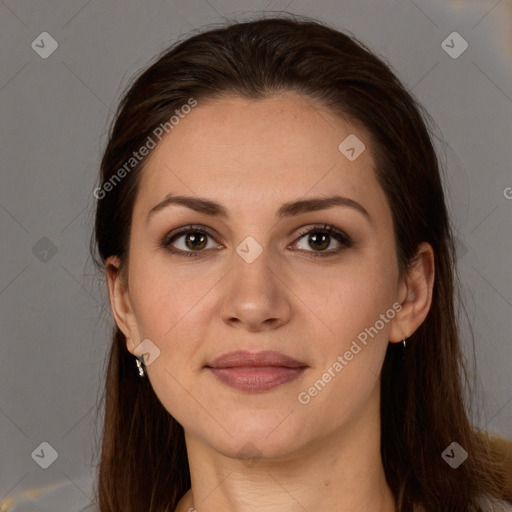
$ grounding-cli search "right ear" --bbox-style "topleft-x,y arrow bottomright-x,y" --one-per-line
105,255 -> 140,355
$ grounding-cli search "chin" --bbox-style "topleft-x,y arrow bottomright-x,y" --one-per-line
206,417 -> 311,462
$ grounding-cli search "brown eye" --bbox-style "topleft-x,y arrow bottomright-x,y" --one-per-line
162,225 -> 220,257
292,224 -> 352,256
183,232 -> 208,250
307,232 -> 330,251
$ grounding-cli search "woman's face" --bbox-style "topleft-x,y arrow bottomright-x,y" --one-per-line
110,91 -> 408,459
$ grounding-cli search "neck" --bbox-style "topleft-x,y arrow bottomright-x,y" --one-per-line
175,388 -> 396,512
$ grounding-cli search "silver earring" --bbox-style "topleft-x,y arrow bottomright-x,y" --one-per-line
401,336 -> 408,361
135,355 -> 145,378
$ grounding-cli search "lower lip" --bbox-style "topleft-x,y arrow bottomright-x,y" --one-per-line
207,366 -> 306,392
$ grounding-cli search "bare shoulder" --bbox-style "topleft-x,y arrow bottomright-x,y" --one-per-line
477,494 -> 512,512
487,499 -> 512,511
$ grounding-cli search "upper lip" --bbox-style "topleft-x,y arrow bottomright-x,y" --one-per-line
206,350 -> 307,369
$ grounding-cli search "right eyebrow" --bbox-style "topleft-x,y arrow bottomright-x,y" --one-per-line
147,195 -> 229,222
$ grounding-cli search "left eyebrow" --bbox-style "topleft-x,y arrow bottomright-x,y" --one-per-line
146,194 -> 373,225
277,195 -> 372,224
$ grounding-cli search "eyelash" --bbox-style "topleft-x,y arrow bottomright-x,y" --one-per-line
160,223 -> 352,258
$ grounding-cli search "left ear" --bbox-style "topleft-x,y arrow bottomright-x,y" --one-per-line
389,241 -> 435,343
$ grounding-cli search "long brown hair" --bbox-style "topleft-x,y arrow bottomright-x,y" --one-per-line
90,14 -> 511,512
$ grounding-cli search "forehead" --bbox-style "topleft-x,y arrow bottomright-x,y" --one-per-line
133,92 -> 384,221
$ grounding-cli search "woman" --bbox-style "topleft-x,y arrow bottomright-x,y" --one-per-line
90,15 -> 512,512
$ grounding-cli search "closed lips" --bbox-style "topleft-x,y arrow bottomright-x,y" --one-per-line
205,350 -> 308,392
205,350 -> 308,369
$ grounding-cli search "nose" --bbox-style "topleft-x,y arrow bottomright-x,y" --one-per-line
219,246 -> 293,332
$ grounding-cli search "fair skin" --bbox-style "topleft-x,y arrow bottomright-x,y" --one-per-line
106,92 -> 434,512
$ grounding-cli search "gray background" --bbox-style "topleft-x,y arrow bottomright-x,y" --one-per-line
0,0 -> 511,509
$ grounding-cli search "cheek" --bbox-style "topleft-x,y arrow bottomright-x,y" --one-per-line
295,260 -> 398,415
127,260 -> 211,421
129,254 -> 215,338
294,269 -> 395,424
293,255 -> 397,345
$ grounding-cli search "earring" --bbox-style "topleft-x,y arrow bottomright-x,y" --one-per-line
135,355 -> 145,378
401,335 -> 408,361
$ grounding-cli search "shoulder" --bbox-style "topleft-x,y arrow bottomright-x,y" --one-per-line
478,495 -> 512,512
